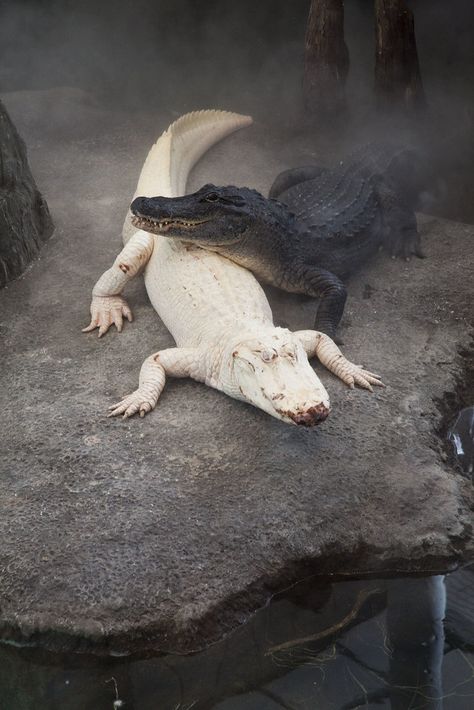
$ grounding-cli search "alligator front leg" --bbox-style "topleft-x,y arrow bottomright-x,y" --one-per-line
286,265 -> 347,339
83,231 -> 154,337
108,347 -> 200,419
294,330 -> 384,391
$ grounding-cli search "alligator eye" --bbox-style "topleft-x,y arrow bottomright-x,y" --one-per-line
242,359 -> 255,372
205,193 -> 220,202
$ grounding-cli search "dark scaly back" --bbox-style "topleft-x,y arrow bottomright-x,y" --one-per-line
280,161 -> 378,240
271,143 -> 421,278
277,143 -> 419,240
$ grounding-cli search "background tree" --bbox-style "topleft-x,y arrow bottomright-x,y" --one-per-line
303,0 -> 349,118
374,0 -> 426,111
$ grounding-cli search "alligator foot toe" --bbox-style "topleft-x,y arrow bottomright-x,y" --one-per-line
107,389 -> 158,419
387,228 -> 424,262
341,364 -> 385,391
82,295 -> 133,337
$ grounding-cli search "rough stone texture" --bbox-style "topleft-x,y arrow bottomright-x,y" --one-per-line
0,98 -> 53,288
0,88 -> 472,654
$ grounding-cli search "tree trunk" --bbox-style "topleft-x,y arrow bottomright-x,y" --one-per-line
303,0 -> 349,118
374,0 -> 426,111
0,100 -> 53,288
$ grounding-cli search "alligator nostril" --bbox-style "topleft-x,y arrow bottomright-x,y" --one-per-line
291,404 -> 330,427
131,196 -> 148,215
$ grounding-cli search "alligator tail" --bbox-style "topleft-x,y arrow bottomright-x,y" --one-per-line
122,110 -> 253,244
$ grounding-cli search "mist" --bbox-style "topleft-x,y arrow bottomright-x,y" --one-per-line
0,0 -> 473,220
0,4 -> 473,700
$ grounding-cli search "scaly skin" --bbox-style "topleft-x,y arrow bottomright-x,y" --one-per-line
84,111 -> 383,426
131,143 -> 424,338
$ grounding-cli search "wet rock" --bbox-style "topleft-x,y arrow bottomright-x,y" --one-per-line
0,89 -> 472,654
449,407 -> 474,477
0,99 -> 53,288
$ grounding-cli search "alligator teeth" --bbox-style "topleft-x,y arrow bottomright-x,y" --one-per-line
132,216 -> 200,229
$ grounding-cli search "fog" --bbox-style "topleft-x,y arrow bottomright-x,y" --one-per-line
1,0 -> 473,220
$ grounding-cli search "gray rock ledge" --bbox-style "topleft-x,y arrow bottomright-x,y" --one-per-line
0,91 -> 472,654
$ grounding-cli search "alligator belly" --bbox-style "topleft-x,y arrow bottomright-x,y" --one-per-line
144,237 -> 274,348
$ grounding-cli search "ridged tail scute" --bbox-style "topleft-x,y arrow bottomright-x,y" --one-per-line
122,110 -> 253,243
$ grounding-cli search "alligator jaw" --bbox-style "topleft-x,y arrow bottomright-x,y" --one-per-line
284,403 -> 331,426
131,214 -> 210,235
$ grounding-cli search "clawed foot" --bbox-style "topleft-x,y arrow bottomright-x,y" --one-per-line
82,295 -> 133,337
108,389 -> 158,419
335,357 -> 385,391
387,228 -> 425,261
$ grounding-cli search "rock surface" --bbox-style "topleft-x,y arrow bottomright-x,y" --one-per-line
0,98 -> 53,288
0,89 -> 472,654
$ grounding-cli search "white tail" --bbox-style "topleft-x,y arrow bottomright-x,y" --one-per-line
122,110 -> 253,243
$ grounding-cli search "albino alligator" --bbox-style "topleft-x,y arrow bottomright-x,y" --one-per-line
131,144 -> 423,337
83,111 -> 383,426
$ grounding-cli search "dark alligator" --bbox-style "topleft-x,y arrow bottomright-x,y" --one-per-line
130,144 -> 425,338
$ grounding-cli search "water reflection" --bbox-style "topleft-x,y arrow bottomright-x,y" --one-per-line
385,577 -> 445,710
1,567 -> 474,709
449,406 -> 474,477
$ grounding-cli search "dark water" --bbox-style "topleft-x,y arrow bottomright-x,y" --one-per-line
1,416 -> 472,710
1,568 -> 474,710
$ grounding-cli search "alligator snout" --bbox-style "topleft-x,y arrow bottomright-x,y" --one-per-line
131,196 -> 169,219
287,404 -> 330,427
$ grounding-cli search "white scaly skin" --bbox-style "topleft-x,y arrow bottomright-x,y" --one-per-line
84,110 -> 383,425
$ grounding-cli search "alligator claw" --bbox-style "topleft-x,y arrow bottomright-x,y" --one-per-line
83,295 -> 133,337
387,228 -> 423,262
108,389 -> 157,419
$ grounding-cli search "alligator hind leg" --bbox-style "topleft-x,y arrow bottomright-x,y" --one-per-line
377,184 -> 424,260
269,165 -> 328,199
284,264 -> 347,339
294,330 -> 384,390
108,347 -> 199,419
